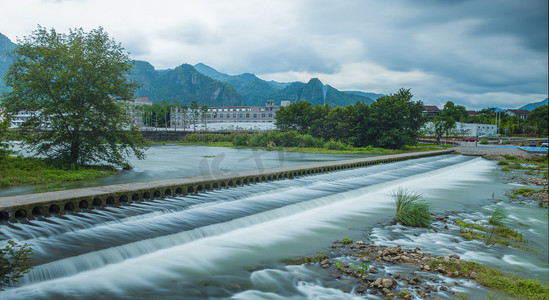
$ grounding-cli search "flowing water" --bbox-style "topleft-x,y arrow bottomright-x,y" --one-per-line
0,154 -> 547,299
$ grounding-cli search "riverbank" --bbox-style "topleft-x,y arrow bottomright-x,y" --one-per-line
286,150 -> 548,299
0,156 -> 116,192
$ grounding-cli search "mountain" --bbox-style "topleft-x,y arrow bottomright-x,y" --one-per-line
130,61 -> 244,107
0,33 -> 16,92
194,63 -> 374,106
343,91 -> 385,100
519,98 -> 548,111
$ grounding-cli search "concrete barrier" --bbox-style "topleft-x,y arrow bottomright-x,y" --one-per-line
0,149 -> 454,222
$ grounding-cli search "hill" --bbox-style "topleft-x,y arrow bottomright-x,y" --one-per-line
0,33 -> 16,92
130,61 -> 244,106
519,98 -> 548,111
194,63 -> 374,106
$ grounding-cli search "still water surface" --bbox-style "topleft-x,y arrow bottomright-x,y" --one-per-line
0,151 -> 547,299
0,144 -> 370,196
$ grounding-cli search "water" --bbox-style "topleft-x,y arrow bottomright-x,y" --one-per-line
0,154 -> 547,299
0,144 -> 370,196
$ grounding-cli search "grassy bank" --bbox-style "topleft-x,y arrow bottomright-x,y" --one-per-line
174,132 -> 452,154
0,156 -> 117,191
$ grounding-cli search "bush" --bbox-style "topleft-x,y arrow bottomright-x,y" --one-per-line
324,139 -> 350,150
232,133 -> 251,146
393,188 -> 431,228
0,241 -> 33,290
480,138 -> 488,144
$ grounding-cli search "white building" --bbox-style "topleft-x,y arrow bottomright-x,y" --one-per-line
423,122 -> 497,137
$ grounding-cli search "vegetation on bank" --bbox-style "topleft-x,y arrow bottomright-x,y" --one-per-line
0,156 -> 116,190
428,258 -> 549,300
176,131 -> 452,154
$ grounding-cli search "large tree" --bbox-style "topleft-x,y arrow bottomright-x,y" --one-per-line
1,26 -> 148,167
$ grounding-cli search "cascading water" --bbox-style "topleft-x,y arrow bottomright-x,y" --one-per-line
1,154 -> 546,299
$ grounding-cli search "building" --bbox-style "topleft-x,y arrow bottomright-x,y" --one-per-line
8,110 -> 42,128
505,109 -> 530,119
423,106 -> 440,119
423,122 -> 497,137
169,100 -> 283,129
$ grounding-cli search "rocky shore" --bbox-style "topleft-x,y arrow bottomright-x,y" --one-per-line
319,241 -> 466,298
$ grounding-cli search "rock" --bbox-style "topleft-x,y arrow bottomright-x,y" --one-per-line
374,277 -> 382,287
320,259 -> 332,268
381,278 -> 393,288
470,271 -> 478,279
369,267 -> 378,274
451,254 -> 460,259
382,287 -> 391,295
423,264 -> 431,271
443,255 -> 451,262
453,271 -> 459,277
403,295 -> 411,300
355,285 -> 366,293
360,257 -> 370,263
440,286 -> 448,291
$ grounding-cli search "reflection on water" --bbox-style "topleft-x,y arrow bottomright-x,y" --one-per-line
0,144 -> 372,196
0,154 -> 546,299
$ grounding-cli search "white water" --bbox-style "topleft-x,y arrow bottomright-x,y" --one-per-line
1,154 -> 546,299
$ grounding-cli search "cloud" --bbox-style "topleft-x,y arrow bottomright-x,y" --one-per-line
0,0 -> 547,109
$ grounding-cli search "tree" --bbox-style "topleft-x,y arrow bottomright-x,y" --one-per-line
274,101 -> 314,133
433,116 -> 456,144
366,88 -> 426,149
0,240 -> 33,290
200,105 -> 209,131
527,105 -> 548,136
190,100 -> 199,131
0,116 -> 12,160
441,101 -> 468,122
1,26 -> 148,167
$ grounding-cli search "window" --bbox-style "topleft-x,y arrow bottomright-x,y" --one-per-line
226,113 -> 230,118
261,113 -> 265,118
246,113 -> 250,118
253,114 -> 257,118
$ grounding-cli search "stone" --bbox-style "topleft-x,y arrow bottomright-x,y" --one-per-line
423,264 -> 431,271
453,271 -> 459,277
374,278 -> 382,287
381,278 -> 393,288
361,257 -> 370,263
470,271 -> 478,279
382,287 -> 391,295
451,254 -> 460,259
356,285 -> 366,293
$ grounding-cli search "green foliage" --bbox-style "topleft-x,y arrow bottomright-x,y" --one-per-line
334,262 -> 345,272
527,105 -> 548,135
275,88 -> 426,149
428,258 -> 549,300
0,117 -> 12,160
0,156 -> 116,188
181,134 -> 235,143
0,240 -> 33,289
480,138 -> 488,144
392,188 -> 431,228
488,206 -> 506,226
1,26 -> 149,167
351,263 -> 369,275
285,253 -> 327,265
341,238 -> 354,244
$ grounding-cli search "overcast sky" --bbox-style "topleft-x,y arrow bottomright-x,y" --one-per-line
1,0 -> 547,109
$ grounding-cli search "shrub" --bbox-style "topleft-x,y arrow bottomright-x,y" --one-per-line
324,139 -> 349,150
0,241 -> 33,290
392,188 -> 431,228
232,133 -> 251,146
480,138 -> 488,144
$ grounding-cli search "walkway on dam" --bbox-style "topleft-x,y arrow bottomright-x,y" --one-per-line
0,149 -> 453,221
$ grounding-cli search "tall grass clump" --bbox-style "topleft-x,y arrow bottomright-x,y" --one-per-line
393,188 -> 431,228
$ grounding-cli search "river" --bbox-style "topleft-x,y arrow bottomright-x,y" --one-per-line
0,150 -> 547,299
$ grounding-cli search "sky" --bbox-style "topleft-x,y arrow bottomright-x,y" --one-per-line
0,0 -> 547,109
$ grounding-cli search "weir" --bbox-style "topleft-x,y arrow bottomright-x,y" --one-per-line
0,149 -> 453,222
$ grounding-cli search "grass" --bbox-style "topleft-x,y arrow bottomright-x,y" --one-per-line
285,253 -> 327,265
392,188 -> 431,228
0,156 -> 116,190
456,215 -> 531,251
428,258 -> 549,300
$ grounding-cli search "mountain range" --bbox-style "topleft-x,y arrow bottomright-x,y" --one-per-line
0,31 -> 547,110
